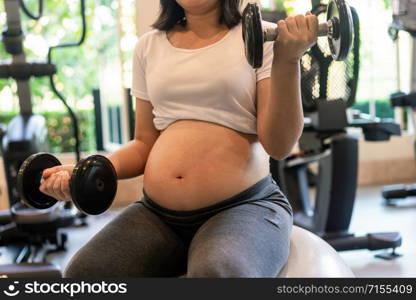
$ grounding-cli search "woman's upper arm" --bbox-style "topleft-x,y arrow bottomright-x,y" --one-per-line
134,98 -> 160,147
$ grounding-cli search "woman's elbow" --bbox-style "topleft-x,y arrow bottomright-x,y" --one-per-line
259,139 -> 294,161
259,135 -> 300,161
258,122 -> 303,159
267,148 -> 293,161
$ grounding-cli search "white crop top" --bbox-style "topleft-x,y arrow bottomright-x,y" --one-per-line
131,22 -> 274,135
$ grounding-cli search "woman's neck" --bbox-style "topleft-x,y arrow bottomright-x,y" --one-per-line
184,6 -> 226,38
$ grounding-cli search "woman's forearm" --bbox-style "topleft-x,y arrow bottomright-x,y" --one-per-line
261,58 -> 304,160
258,13 -> 317,160
107,139 -> 152,180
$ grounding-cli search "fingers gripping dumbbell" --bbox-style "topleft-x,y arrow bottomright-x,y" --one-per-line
17,153 -> 117,215
242,0 -> 354,68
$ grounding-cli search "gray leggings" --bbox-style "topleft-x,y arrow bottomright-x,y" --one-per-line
63,175 -> 293,278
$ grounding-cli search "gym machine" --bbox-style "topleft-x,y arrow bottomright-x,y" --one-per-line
261,1 -> 403,258
382,0 -> 416,205
0,0 -> 87,277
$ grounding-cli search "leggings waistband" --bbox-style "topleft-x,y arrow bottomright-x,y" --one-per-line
140,174 -> 280,225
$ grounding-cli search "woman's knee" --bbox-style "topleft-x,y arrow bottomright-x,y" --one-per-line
63,241 -> 123,278
63,249 -> 98,278
186,252 -> 258,278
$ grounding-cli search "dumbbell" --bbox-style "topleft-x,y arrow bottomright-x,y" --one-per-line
17,153 -> 117,215
242,0 -> 354,68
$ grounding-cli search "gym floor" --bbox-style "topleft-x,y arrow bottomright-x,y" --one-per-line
339,185 -> 416,278
1,185 -> 415,278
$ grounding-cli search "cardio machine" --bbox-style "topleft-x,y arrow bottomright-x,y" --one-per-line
270,3 -> 403,258
382,0 -> 416,205
0,0 -> 87,277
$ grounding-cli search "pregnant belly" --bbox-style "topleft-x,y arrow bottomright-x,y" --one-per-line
143,120 -> 270,211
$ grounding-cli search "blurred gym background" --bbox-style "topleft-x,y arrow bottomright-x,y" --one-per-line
0,0 -> 415,277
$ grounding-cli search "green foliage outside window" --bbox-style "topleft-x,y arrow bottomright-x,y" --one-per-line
274,0 -> 294,13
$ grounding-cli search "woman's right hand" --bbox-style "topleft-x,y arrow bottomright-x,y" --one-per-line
39,165 -> 75,202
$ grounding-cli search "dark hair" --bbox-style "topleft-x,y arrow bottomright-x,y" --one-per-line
152,0 -> 241,31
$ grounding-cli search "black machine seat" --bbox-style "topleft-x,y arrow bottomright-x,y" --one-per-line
390,91 -> 416,108
350,119 -> 401,141
303,100 -> 401,142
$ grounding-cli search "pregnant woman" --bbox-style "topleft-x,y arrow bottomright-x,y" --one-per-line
40,0 -> 318,277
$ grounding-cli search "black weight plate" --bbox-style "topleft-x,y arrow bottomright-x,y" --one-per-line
327,0 -> 353,61
17,153 -> 61,209
242,3 -> 264,68
70,155 -> 117,215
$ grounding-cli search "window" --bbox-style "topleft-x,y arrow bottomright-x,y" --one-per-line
348,0 -> 397,120
98,0 -> 137,151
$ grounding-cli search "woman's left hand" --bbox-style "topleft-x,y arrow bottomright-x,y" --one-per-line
273,12 -> 319,64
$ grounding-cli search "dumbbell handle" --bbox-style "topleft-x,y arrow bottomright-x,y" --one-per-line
263,21 -> 332,42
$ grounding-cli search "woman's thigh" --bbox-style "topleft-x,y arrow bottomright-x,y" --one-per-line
63,202 -> 187,278
187,200 -> 293,278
